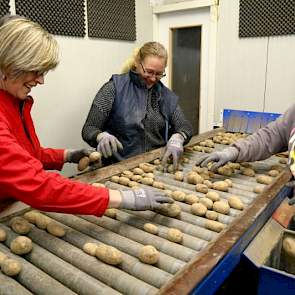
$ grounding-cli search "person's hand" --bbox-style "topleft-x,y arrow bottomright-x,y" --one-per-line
96,132 -> 123,158
286,181 -> 295,205
161,133 -> 184,171
195,146 -> 239,172
119,188 -> 174,211
65,148 -> 93,163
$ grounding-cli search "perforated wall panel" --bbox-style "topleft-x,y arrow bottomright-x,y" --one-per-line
87,0 -> 136,41
239,0 -> 295,38
0,0 -> 10,18
15,0 -> 85,37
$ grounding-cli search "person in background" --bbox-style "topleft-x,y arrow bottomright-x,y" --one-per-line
195,104 -> 295,205
0,16 -> 173,216
82,41 -> 193,171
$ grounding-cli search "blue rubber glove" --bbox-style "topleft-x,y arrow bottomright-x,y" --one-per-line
195,147 -> 239,172
119,188 -> 173,211
96,132 -> 123,158
161,133 -> 184,171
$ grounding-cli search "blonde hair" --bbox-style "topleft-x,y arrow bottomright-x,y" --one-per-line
120,41 -> 168,74
0,17 -> 59,79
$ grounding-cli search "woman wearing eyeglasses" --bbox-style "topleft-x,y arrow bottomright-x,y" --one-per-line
82,42 -> 193,171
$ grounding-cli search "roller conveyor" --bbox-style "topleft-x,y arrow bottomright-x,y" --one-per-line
0,128 -> 292,295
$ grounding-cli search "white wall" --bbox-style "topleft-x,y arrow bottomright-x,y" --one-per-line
214,0 -> 295,124
20,0 -> 153,176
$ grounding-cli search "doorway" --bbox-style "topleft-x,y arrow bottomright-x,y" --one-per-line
171,26 -> 201,135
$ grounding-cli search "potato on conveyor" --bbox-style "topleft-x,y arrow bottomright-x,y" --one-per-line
164,189 -> 172,197
35,213 -> 51,229
95,244 -> 123,265
228,195 -> 244,210
268,170 -> 280,177
133,167 -> 145,175
171,191 -> 186,202
23,210 -> 39,224
153,159 -> 161,165
139,163 -> 155,173
118,176 -> 130,186
203,180 -> 213,188
186,172 -> 203,185
199,197 -> 213,209
205,210 -> 218,221
104,209 -> 117,219
282,236 -> 295,257
1,258 -> 22,276
253,185 -> 264,194
212,181 -> 229,192
110,175 -> 120,183
241,167 -> 255,177
174,171 -> 184,181
152,181 -> 165,189
206,191 -> 220,202
121,170 -> 133,178
83,242 -> 98,256
0,252 -> 7,264
228,162 -> 240,170
143,223 -> 159,235
205,220 -> 225,233
46,222 -> 66,237
191,203 -> 207,216
131,175 -> 142,182
217,166 -> 233,177
224,179 -> 233,187
0,228 -> 7,242
167,228 -> 183,243
156,203 -> 181,217
10,236 -> 33,255
144,172 -> 155,179
138,245 -> 159,264
213,201 -> 230,215
196,184 -> 208,194
256,175 -> 273,185
185,194 -> 199,205
141,177 -> 154,186
9,217 -> 32,235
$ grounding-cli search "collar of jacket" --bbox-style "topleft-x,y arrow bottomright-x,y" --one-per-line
0,90 -> 33,108
129,70 -> 162,98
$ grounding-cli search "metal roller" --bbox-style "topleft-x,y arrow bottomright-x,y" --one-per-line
44,213 -> 185,274
0,271 -> 33,295
0,242 -> 77,295
45,213 -> 172,289
111,210 -> 208,251
1,225 -> 120,295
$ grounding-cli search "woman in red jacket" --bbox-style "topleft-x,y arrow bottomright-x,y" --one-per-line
0,16 -> 172,216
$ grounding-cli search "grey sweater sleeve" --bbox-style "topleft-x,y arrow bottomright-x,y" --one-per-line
233,104 -> 295,162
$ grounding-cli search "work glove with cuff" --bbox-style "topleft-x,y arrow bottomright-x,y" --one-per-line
286,180 -> 295,205
161,133 -> 185,171
96,131 -> 123,159
119,188 -> 173,211
65,148 -> 94,164
195,146 -> 239,172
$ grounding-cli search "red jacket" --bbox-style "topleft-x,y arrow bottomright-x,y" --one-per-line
0,90 -> 109,216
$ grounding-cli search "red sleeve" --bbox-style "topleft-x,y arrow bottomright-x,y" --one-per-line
40,147 -> 65,170
0,121 -> 109,216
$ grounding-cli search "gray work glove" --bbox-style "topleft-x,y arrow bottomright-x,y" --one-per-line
161,133 -> 184,171
286,181 -> 295,205
65,148 -> 93,163
96,132 -> 123,158
119,188 -> 174,211
195,146 -> 239,172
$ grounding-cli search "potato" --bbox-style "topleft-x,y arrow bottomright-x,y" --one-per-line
217,166 -> 233,177
192,166 -> 204,174
167,165 -> 175,173
171,191 -> 186,202
46,222 -> 66,237
213,201 -> 230,215
110,175 -> 120,183
139,163 -> 155,173
253,185 -> 264,194
9,217 -> 32,235
268,170 -> 279,177
205,220 -> 225,232
185,194 -> 199,205
203,180 -> 213,188
212,181 -> 229,192
128,181 -> 140,188
167,228 -> 183,243
228,195 -> 244,210
131,175 -> 142,182
23,210 -> 39,224
143,223 -> 159,235
228,162 -> 240,170
196,184 -> 208,194
282,236 -> 295,257
92,182 -> 105,188
141,177 -> 154,186
0,252 -> 8,264
152,181 -> 165,189
83,242 -> 98,256
153,159 -> 161,165
104,209 -> 117,219
186,172 -> 203,185
206,191 -> 220,202
279,158 -> 288,164
35,214 -> 50,229
256,175 -> 273,185
78,156 -> 90,171
205,210 -> 218,221
95,244 -> 123,265
0,228 -> 7,242
121,170 -> 133,178
10,236 -> 33,255
191,203 -> 207,216
89,151 -> 101,162
164,189 -> 172,197
1,258 -> 22,276
144,172 -> 155,179
242,168 -> 255,177
156,203 -> 181,217
118,176 -> 130,186
174,171 -> 184,181
133,167 -> 144,175
224,179 -> 233,187
138,245 -> 159,264
199,197 -> 213,209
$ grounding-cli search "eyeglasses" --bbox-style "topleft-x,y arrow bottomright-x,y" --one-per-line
140,62 -> 166,79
